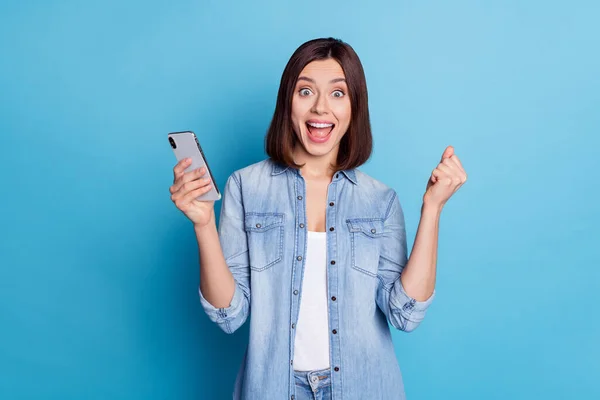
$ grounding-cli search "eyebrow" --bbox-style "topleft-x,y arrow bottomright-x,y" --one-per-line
297,76 -> 346,84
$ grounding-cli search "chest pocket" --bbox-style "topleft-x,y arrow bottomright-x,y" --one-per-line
244,212 -> 284,272
346,218 -> 384,278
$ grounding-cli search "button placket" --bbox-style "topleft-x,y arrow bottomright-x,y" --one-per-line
290,174 -> 309,397
325,180 -> 341,391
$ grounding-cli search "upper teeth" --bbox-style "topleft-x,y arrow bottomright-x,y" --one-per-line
307,122 -> 333,128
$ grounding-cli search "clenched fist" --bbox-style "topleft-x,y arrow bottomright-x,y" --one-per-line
423,146 -> 467,208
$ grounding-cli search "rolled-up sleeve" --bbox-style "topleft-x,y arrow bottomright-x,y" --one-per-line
376,191 -> 435,332
198,173 -> 250,334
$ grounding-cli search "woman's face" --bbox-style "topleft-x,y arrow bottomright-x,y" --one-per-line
291,58 -> 351,161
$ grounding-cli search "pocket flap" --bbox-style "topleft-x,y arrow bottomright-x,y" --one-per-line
346,218 -> 384,237
244,213 -> 284,232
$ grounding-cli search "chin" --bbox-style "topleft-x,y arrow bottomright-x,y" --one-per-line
305,147 -> 334,158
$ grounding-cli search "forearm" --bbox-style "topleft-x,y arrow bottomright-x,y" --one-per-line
400,202 -> 442,301
195,210 -> 236,309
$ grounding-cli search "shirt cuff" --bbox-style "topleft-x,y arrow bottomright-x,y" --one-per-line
198,283 -> 244,322
393,280 -> 435,313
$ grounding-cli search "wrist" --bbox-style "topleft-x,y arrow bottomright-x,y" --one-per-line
193,211 -> 216,233
421,200 -> 444,215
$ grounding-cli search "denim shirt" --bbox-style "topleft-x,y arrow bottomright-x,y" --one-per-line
199,158 -> 435,400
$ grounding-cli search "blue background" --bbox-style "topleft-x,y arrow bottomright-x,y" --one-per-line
1,1 -> 598,399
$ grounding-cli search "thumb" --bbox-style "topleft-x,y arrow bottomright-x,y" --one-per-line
441,145 -> 454,161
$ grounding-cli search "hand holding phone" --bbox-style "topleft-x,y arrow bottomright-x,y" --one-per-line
168,131 -> 220,227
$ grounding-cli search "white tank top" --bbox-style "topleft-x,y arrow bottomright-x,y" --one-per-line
293,231 -> 331,371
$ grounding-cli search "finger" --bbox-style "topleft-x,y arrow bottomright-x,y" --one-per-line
442,157 -> 460,173
441,145 -> 454,161
432,167 -> 456,187
431,162 -> 449,182
431,167 -> 444,182
172,166 -> 207,193
448,156 -> 467,183
173,158 -> 193,181
430,167 -> 439,183
450,155 -> 465,172
436,163 -> 453,176
437,163 -> 466,186
171,175 -> 211,199
180,182 -> 213,204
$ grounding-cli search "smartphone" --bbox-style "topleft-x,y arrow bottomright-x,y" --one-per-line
168,131 -> 221,201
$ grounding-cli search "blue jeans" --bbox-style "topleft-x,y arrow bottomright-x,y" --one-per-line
293,368 -> 332,400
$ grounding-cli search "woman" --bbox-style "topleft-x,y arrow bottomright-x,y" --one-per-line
170,38 -> 467,400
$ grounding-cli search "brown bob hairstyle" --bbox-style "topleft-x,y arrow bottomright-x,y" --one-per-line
265,37 -> 373,171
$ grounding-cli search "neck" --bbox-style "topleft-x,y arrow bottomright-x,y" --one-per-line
292,146 -> 338,181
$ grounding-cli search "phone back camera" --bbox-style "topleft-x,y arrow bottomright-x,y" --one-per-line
169,137 -> 177,149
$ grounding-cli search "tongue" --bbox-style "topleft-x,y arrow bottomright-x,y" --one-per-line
307,125 -> 333,138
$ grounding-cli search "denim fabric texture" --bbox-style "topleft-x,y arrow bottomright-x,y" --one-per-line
294,367 -> 332,400
199,159 -> 435,400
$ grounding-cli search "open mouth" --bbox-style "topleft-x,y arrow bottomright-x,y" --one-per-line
306,121 -> 335,142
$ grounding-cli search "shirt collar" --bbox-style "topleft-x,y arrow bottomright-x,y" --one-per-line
271,160 -> 358,185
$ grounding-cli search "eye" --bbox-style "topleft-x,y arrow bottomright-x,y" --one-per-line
299,88 -> 313,96
332,90 -> 345,98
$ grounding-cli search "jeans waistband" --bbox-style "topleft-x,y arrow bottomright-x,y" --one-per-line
294,367 -> 331,391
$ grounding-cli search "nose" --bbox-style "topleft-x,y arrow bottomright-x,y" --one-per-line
311,93 -> 329,115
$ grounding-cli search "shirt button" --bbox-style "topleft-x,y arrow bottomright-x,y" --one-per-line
331,296 -> 337,301
329,202 -> 335,206
334,367 -> 339,372
291,396 -> 295,400
336,173 -> 339,178
299,223 -> 305,228
297,195 -> 303,200
297,256 -> 303,261
329,227 -> 334,231
332,329 -> 337,334
256,223 -> 261,228
371,228 -> 376,234
292,323 -> 295,329
294,290 -> 299,295
330,260 -> 336,265
291,360 -> 293,366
